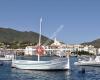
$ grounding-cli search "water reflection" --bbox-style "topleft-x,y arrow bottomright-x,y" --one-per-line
11,68 -> 71,80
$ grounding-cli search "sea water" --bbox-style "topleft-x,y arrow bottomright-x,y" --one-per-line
0,56 -> 100,80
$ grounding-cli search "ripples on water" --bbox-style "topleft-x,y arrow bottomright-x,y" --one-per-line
0,56 -> 100,80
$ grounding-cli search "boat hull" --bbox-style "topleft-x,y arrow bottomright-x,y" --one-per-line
0,58 -> 12,61
74,61 -> 100,67
0,55 -> 14,61
12,58 -> 70,70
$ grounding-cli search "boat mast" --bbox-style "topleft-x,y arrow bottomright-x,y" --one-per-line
67,52 -> 70,69
38,17 -> 42,61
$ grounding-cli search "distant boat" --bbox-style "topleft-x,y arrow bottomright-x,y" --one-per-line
74,55 -> 100,66
0,54 -> 14,61
12,18 -> 70,70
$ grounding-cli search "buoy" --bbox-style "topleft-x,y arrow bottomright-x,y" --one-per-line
81,68 -> 85,74
36,46 -> 45,56
0,62 -> 3,66
78,68 -> 85,74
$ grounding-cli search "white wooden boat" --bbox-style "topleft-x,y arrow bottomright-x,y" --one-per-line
74,56 -> 100,66
12,18 -> 70,70
12,57 -> 70,70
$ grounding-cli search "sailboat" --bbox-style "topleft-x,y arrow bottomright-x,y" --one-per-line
12,18 -> 70,70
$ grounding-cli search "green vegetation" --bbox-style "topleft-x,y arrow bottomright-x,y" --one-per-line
74,51 -> 94,56
0,28 -> 53,49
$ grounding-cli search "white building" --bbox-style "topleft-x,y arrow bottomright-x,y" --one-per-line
66,44 -> 97,55
51,38 -> 61,46
50,38 -> 67,57
24,46 -> 35,55
97,48 -> 100,54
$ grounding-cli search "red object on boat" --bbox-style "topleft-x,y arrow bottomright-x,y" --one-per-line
36,46 -> 45,55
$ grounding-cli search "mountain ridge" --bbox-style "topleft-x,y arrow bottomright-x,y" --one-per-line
81,38 -> 100,48
0,27 -> 52,45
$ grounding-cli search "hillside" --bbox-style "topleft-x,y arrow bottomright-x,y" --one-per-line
81,39 -> 100,48
0,28 -> 52,48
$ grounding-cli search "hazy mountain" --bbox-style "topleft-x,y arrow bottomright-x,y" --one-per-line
81,39 -> 100,48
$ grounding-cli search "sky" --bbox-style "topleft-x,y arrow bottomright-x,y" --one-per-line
0,0 -> 100,44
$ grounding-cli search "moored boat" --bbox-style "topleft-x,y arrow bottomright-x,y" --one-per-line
0,55 -> 14,61
12,18 -> 70,70
74,56 -> 100,66
12,57 -> 70,70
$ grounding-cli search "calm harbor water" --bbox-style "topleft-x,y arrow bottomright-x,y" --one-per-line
0,56 -> 100,80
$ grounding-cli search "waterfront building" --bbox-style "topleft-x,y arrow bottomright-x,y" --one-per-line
97,48 -> 100,54
24,46 -> 35,55
66,44 -> 97,55
51,38 -> 61,47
